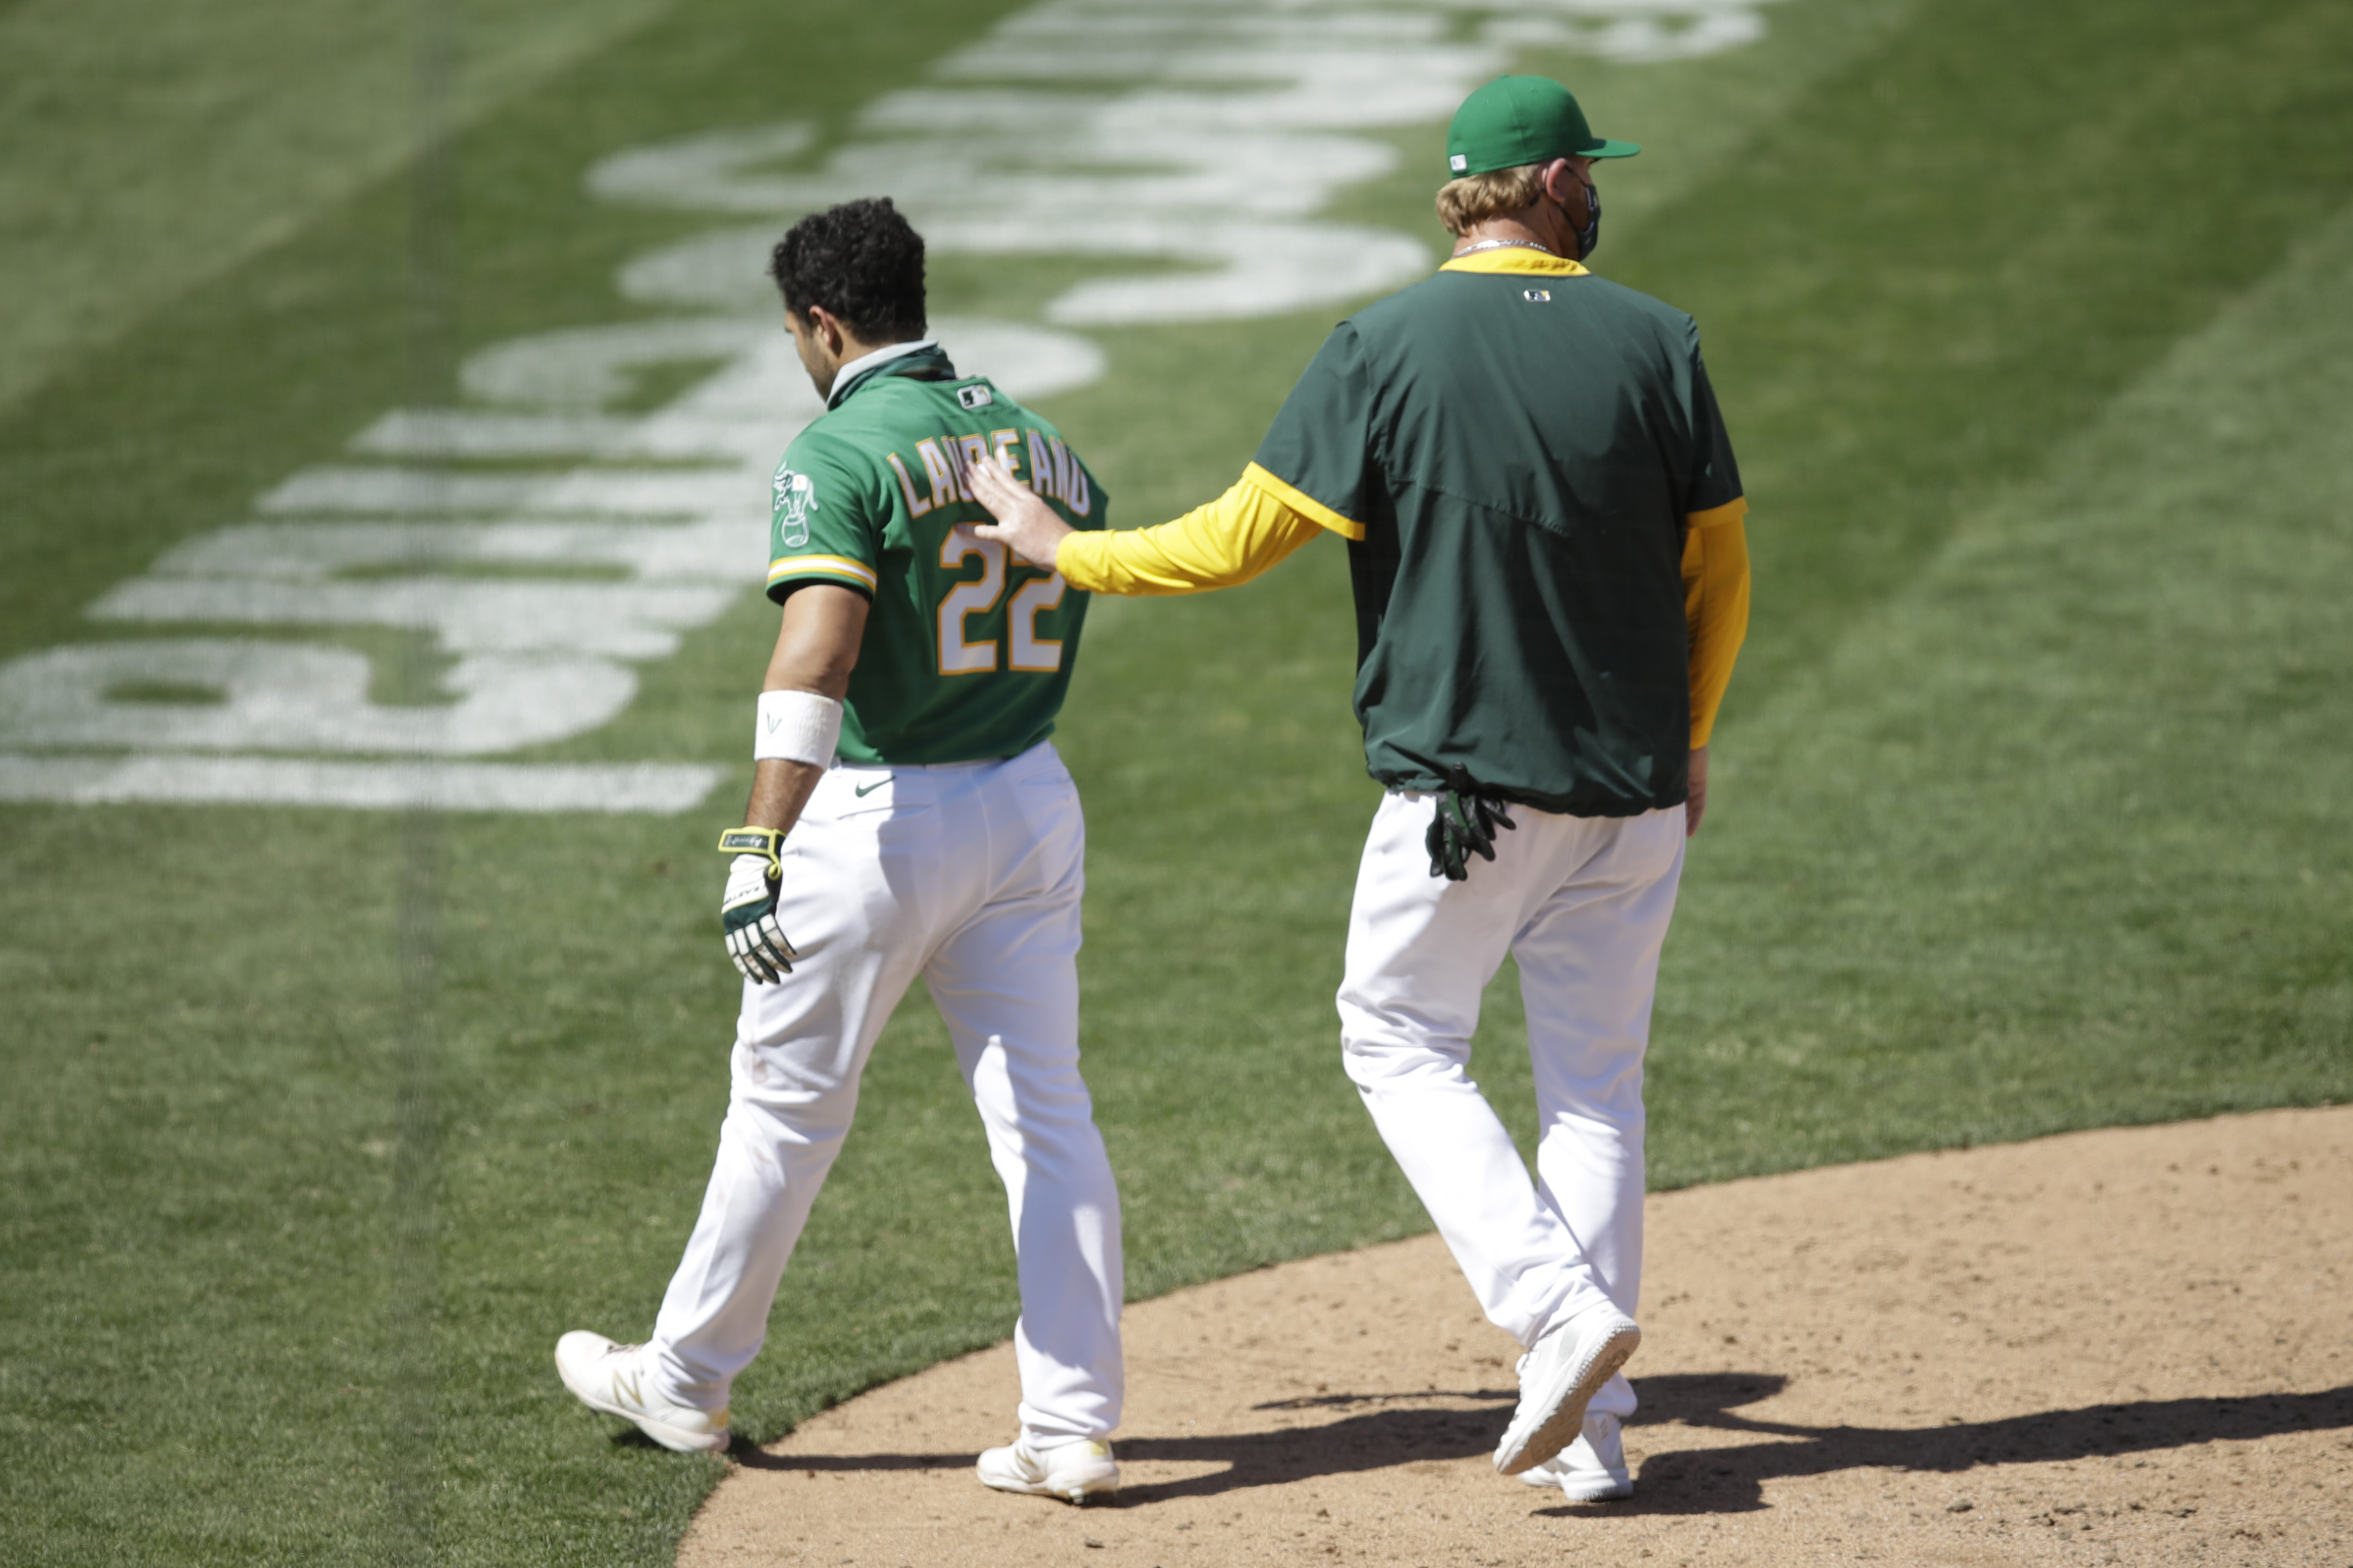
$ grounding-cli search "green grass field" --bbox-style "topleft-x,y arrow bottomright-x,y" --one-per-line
3,0 -> 2349,1562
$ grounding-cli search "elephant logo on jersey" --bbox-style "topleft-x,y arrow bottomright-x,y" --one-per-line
773,468 -> 821,547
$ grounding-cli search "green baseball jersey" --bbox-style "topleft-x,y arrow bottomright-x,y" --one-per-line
764,345 -> 1106,765
1253,254 -> 1743,817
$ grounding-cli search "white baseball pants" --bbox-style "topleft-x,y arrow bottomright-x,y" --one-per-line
1338,793 -> 1685,1422
648,741 -> 1124,1449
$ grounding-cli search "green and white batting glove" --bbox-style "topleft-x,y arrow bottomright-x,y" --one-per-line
1425,767 -> 1517,882
717,828 -> 799,984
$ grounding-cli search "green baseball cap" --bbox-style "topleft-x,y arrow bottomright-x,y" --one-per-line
1445,76 -> 1638,177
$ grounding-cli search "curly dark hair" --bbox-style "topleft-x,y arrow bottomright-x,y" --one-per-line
768,198 -> 927,343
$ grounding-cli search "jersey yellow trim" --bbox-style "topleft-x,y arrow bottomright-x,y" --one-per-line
1438,249 -> 1590,277
1239,462 -> 1365,541
1686,496 -> 1749,531
767,554 -> 879,593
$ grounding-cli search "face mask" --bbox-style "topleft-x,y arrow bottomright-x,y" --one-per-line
1572,173 -> 1602,261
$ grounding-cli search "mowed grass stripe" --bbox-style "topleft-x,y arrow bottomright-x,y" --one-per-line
1650,196 -> 2353,1183
0,0 -> 1026,667
0,0 -> 674,420
1619,0 -> 2353,705
2,2 -> 2350,1566
1054,0 -> 2353,1197
0,5 -> 1028,1565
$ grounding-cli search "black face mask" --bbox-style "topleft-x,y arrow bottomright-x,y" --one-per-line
1572,173 -> 1602,261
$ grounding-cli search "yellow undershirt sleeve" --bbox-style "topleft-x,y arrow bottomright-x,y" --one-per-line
1054,467 -> 1749,746
1052,470 -> 1336,596
1684,501 -> 1751,748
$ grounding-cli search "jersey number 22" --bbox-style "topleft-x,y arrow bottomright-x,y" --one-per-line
939,534 -> 1067,675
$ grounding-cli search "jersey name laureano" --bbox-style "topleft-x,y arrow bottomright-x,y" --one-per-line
883,427 -> 1094,520
762,351 -> 1107,768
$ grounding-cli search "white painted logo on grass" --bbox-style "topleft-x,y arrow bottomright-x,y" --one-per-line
0,0 -> 1781,813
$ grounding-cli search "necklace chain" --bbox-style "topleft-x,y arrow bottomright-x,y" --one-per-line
1451,238 -> 1557,257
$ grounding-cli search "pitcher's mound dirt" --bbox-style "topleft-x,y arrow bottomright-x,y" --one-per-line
680,1107 -> 2352,1567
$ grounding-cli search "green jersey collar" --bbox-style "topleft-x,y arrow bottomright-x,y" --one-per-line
828,340 -> 958,409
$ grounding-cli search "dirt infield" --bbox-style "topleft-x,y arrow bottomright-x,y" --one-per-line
680,1107 -> 2352,1567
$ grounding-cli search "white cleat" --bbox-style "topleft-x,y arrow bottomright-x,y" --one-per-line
1515,1411 -> 1634,1501
554,1330 -> 730,1454
1494,1308 -> 1641,1477
975,1437 -> 1119,1505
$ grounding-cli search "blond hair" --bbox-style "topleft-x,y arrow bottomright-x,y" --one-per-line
1435,163 -> 1548,237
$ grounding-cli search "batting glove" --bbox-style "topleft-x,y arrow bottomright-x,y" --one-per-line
717,828 -> 799,983
1425,767 -> 1516,882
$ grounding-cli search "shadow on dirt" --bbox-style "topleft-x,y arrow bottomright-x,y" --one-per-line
1542,1374 -> 2353,1516
725,1373 -> 2353,1511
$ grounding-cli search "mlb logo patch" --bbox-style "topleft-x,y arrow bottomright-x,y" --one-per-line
1449,153 -> 1468,173
956,384 -> 994,410
1524,289 -> 1552,303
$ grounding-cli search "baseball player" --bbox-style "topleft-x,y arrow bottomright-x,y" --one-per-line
556,198 -> 1127,1506
968,76 -> 1750,1503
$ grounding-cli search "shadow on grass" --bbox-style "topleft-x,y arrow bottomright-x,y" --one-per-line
725,1372 -> 2353,1511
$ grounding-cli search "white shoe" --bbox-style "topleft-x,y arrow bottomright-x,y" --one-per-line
975,1437 -> 1118,1504
1515,1411 -> 1634,1501
1493,1308 -> 1641,1476
554,1330 -> 730,1454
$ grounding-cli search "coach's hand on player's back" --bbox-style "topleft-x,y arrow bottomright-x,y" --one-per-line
966,453 -> 1072,569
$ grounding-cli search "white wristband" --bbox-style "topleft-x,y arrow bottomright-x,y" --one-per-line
754,689 -> 843,765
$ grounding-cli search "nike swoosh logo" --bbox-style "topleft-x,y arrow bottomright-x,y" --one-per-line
853,779 -> 887,797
